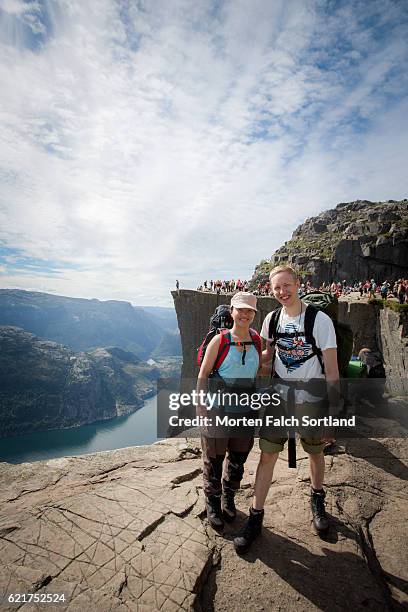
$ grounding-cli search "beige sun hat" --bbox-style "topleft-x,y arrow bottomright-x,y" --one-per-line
230,292 -> 257,311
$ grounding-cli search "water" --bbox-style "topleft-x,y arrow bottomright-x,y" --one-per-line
0,396 -> 158,464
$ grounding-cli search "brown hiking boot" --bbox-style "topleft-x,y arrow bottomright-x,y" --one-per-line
205,495 -> 224,531
222,489 -> 236,523
311,489 -> 329,533
233,507 -> 264,554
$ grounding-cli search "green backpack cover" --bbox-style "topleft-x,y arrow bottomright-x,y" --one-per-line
301,291 -> 353,376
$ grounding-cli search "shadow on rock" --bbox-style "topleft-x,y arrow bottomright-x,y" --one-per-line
234,524 -> 407,611
345,438 -> 408,482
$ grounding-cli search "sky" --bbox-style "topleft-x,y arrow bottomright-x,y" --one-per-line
0,0 -> 407,307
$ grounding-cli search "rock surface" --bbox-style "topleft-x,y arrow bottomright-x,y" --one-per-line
252,199 -> 408,286
0,438 -> 407,610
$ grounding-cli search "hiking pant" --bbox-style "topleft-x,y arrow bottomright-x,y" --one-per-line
200,435 -> 254,497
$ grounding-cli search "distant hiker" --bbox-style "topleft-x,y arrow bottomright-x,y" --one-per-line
358,348 -> 386,379
176,279 -> 180,291
196,293 -> 262,531
234,266 -> 340,554
397,280 -> 406,304
380,282 -> 388,300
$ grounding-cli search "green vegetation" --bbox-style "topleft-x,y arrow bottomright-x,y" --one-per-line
368,299 -> 408,313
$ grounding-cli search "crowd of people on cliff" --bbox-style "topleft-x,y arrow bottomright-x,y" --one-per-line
191,277 -> 408,303
196,279 -> 251,293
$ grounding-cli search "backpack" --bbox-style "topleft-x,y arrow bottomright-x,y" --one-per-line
197,305 -> 233,368
268,291 -> 353,376
197,305 -> 262,373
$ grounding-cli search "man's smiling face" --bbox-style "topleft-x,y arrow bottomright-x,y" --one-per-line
271,271 -> 300,309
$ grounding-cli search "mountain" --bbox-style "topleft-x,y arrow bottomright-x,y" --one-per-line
151,330 -> 182,359
252,199 -> 408,286
0,326 -> 159,438
142,306 -> 178,332
0,290 -> 164,358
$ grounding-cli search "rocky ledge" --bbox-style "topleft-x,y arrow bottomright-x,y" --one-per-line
0,437 -> 407,611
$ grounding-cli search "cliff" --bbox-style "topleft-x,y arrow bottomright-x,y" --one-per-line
173,290 -> 408,394
0,326 -> 158,438
252,199 -> 408,285
377,307 -> 408,396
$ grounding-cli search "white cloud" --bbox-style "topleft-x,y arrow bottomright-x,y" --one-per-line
0,0 -> 40,15
0,0 -> 407,305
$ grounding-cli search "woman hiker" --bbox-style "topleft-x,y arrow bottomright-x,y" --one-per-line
196,292 -> 262,530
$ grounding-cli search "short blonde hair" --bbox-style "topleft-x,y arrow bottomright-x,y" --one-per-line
269,265 -> 298,282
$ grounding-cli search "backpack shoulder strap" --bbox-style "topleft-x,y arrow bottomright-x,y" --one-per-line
213,329 -> 231,371
268,307 -> 282,344
249,328 -> 262,361
304,305 -> 324,374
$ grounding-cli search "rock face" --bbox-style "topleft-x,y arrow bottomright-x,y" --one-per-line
0,327 -> 158,438
252,199 -> 408,285
337,300 -> 408,395
0,438 -> 407,610
377,307 -> 408,396
174,290 -> 408,396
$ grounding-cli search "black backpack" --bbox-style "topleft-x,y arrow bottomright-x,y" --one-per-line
268,292 -> 353,376
197,305 -> 233,368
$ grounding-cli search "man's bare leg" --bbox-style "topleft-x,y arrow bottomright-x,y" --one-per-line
253,451 -> 279,510
309,451 -> 325,490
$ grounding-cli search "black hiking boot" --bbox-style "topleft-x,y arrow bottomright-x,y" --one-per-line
205,495 -> 224,531
311,489 -> 329,533
233,507 -> 264,554
222,489 -> 236,523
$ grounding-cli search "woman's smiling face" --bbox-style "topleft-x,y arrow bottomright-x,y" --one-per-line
231,306 -> 255,328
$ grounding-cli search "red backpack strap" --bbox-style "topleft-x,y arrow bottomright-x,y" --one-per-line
213,329 -> 231,371
249,328 -> 262,362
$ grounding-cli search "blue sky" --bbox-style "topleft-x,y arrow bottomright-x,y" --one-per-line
0,0 -> 407,305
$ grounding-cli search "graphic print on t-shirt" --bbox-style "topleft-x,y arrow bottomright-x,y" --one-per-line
276,322 -> 312,373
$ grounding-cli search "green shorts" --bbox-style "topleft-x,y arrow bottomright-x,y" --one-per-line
259,398 -> 327,456
259,436 -> 325,455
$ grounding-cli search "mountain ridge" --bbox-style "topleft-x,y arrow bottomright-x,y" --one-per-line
252,199 -> 408,285
0,289 -> 180,359
0,325 -> 159,438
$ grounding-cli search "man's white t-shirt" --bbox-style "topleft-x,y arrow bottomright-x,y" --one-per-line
261,307 -> 337,403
